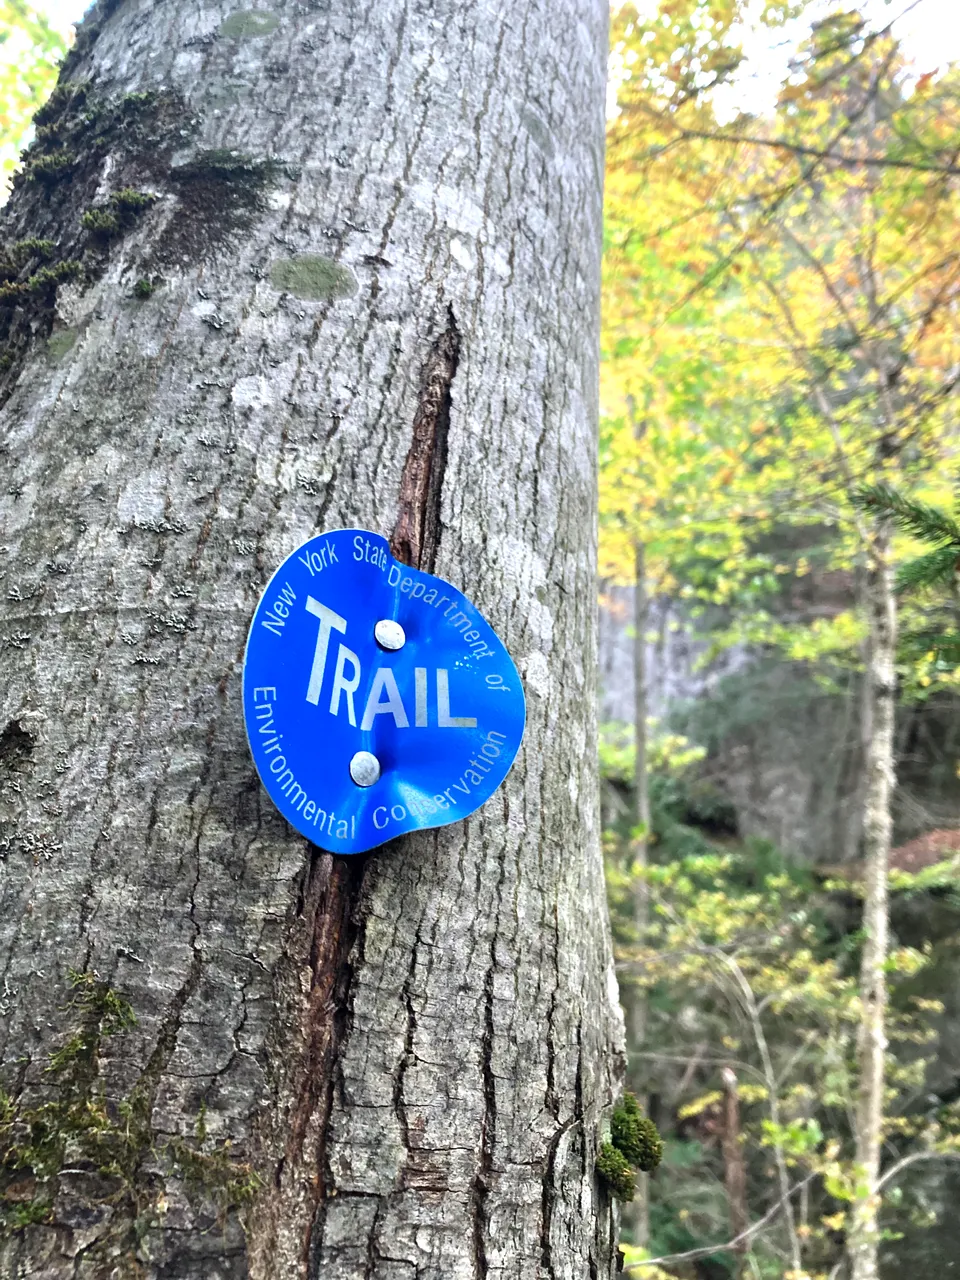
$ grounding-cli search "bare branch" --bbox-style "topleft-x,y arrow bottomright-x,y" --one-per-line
656,49 -> 897,325
651,123 -> 960,177
623,1174 -> 818,1271
877,1149 -> 960,1192
717,952 -> 804,1274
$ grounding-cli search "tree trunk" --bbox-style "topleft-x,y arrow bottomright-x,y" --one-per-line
841,560 -> 873,865
848,515 -> 896,1280
720,1069 -> 747,1280
624,538 -> 650,1246
0,3 -> 623,1278
632,541 -> 650,867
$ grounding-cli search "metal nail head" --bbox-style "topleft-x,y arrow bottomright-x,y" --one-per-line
349,750 -> 381,787
374,619 -> 405,651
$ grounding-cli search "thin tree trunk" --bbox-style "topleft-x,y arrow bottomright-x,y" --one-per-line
843,560 -> 874,864
848,515 -> 897,1280
633,541 -> 651,866
625,538 -> 651,1246
0,3 -> 622,1278
720,1068 -> 748,1280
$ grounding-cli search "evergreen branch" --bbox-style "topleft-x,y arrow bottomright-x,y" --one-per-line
853,484 -> 960,548
895,546 -> 960,594
900,629 -> 960,664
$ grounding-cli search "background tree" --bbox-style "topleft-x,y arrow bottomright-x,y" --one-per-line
602,4 -> 960,1277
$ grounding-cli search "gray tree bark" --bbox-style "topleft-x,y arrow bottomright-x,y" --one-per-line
849,517 -> 896,1280
0,2 -> 624,1278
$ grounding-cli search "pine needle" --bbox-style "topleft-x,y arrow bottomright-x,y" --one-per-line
895,545 -> 960,594
854,483 -> 960,548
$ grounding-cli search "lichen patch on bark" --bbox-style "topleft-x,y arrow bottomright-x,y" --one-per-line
219,11 -> 281,39
269,254 -> 358,302
45,328 -> 76,360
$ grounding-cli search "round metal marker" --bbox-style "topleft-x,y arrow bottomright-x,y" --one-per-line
349,750 -> 381,788
374,619 -> 405,651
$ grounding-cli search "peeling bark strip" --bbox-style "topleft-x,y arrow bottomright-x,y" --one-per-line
390,307 -> 461,571
0,0 -> 620,1275
472,963 -> 496,1278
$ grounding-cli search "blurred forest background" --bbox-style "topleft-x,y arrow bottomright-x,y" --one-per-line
5,0 -> 960,1277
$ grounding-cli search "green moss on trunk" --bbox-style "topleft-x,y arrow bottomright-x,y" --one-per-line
0,970 -> 260,1254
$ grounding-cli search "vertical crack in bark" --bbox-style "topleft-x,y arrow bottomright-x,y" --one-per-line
362,1199 -> 386,1280
288,307 -> 460,1275
540,985 -> 561,1279
471,964 -> 496,1279
286,852 -> 366,1278
542,1026 -> 586,1279
390,306 -> 461,572
393,936 -> 419,1166
540,1123 -> 562,1280
137,952 -> 203,1096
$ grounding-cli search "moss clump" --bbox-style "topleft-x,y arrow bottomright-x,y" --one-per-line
0,84 -> 195,407
25,149 -> 75,184
33,81 -> 89,130
219,9 -> 280,37
61,968 -> 136,1035
120,90 -> 156,110
80,207 -> 120,236
8,239 -> 56,266
1,1197 -> 52,1231
270,253 -> 357,301
0,260 -> 82,304
113,187 -> 155,214
32,260 -> 82,289
82,188 -> 157,239
0,968 -> 139,1235
596,1142 -> 636,1201
132,277 -> 156,299
596,1093 -> 663,1202
40,968 -> 136,1086
33,124 -> 64,147
166,1136 -> 261,1211
611,1092 -> 664,1172
0,239 -> 56,283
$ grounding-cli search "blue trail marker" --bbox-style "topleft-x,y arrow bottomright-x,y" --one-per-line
242,529 -> 526,854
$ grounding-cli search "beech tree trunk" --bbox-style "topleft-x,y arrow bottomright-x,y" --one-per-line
848,516 -> 896,1280
0,3 -> 623,1278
